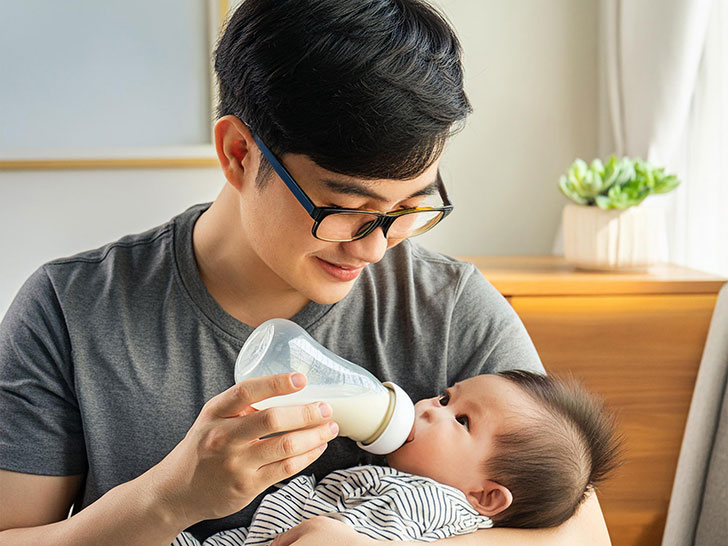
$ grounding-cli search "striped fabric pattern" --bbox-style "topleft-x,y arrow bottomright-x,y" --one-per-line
172,465 -> 492,546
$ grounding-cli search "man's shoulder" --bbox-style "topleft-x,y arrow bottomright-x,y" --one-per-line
366,240 -> 501,303
322,239 -> 506,337
369,240 -> 478,287
30,204 -> 207,317
377,239 -> 473,270
42,204 -> 204,288
46,222 -> 173,269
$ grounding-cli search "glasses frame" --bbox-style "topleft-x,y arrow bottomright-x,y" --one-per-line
252,132 -> 453,242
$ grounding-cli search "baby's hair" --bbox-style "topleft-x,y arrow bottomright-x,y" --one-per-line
484,370 -> 622,528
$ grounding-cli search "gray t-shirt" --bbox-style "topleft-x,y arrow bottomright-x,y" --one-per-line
0,203 -> 542,540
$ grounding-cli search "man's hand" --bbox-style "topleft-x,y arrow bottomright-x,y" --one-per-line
147,372 -> 338,526
271,517 -> 382,546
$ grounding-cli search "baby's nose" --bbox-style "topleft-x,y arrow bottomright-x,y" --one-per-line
415,397 -> 444,422
419,402 -> 441,422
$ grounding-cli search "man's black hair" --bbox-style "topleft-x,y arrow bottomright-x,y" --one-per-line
214,0 -> 472,183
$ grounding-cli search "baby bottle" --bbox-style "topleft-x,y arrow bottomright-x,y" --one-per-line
234,318 -> 414,455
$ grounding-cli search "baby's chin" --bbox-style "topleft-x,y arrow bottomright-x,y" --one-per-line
386,421 -> 416,468
385,442 -> 410,471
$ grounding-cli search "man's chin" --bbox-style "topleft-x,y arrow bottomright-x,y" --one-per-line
303,271 -> 360,305
308,283 -> 356,305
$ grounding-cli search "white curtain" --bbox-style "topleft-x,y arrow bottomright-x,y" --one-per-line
667,0 -> 728,276
598,0 -> 728,276
599,4 -> 728,544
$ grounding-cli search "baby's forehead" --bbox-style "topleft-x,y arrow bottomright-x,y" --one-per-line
457,374 -> 542,414
456,373 -> 522,396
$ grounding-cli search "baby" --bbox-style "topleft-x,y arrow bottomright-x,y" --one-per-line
173,370 -> 621,545
388,369 -> 621,528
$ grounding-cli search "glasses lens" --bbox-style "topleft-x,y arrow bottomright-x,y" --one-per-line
317,212 -> 380,242
388,210 -> 444,239
317,210 -> 445,242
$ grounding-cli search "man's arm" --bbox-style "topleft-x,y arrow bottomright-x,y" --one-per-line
0,468 -> 184,546
419,493 -> 610,546
270,492 -> 610,546
0,374 -> 338,546
0,470 -> 83,530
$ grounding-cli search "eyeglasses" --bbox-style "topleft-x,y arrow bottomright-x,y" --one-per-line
252,132 -> 453,243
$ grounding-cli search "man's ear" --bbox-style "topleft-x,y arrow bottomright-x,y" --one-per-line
466,480 -> 513,517
213,115 -> 255,191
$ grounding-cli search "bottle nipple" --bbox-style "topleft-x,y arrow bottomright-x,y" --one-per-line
356,382 -> 415,455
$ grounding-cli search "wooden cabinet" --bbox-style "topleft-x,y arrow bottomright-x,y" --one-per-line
460,256 -> 726,546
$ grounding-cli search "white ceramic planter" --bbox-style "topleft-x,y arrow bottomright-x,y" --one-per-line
562,203 -> 665,271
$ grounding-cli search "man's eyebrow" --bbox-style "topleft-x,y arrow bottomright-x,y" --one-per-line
320,173 -> 440,202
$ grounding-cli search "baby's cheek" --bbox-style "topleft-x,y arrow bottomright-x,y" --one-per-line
389,441 -> 437,477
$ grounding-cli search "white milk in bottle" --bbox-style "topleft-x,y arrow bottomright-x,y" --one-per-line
252,385 -> 391,442
236,319 -> 414,454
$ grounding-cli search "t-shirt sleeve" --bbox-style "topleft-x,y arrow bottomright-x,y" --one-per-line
0,266 -> 87,475
446,264 -> 544,384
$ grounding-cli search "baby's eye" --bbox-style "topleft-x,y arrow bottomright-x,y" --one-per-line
438,392 -> 450,406
456,415 -> 469,429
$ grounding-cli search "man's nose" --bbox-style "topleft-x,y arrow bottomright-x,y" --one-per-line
341,227 -> 390,264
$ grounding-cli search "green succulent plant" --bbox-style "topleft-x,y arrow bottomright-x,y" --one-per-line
558,156 -> 681,210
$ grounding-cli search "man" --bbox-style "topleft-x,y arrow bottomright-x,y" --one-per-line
0,1 -> 611,544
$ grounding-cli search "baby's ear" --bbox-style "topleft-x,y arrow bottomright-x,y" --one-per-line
466,480 -> 513,517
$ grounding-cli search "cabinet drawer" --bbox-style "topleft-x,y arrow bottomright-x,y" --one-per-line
509,293 -> 717,546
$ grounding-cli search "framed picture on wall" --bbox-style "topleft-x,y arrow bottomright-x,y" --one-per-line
0,0 -> 232,170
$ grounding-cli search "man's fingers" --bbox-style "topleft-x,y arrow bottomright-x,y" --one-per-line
249,419 -> 338,466
229,400 -> 335,442
205,373 -> 306,418
257,442 -> 333,494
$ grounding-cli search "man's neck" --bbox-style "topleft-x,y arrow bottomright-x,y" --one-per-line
192,194 -> 311,327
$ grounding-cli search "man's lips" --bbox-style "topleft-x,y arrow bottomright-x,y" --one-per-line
315,258 -> 366,281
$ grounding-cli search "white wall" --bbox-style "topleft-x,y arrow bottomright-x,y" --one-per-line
420,0 -> 599,255
0,1 -> 599,316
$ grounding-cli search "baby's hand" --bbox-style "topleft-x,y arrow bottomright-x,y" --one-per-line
270,516 -> 384,546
